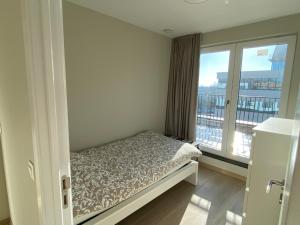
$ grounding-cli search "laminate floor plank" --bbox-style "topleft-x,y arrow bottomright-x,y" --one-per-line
118,165 -> 245,225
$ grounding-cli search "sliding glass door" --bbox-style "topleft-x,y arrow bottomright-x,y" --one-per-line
197,36 -> 296,163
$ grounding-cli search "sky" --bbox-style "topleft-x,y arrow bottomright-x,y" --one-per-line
199,45 -> 277,87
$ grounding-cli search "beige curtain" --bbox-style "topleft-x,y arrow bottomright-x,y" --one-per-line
165,33 -> 200,141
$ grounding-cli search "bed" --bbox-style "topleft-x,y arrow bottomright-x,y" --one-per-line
71,131 -> 202,225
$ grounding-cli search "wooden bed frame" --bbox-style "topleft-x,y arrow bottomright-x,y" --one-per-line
79,160 -> 199,225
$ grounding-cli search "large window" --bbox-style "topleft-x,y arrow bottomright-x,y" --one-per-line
196,36 -> 296,163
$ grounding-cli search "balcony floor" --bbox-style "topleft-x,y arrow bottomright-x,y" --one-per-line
196,125 -> 251,159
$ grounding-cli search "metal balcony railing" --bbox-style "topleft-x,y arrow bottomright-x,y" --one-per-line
196,94 -> 280,158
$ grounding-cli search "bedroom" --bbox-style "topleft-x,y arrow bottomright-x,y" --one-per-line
0,0 -> 300,225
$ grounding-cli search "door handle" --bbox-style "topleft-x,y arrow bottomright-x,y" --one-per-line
266,179 -> 285,194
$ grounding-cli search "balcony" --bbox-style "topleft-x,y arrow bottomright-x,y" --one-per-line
196,94 -> 280,158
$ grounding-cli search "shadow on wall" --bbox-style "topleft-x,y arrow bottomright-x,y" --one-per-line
0,139 -> 10,223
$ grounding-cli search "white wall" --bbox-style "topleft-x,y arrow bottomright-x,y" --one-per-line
198,155 -> 248,177
63,1 -> 171,151
0,143 -> 9,221
0,0 -> 39,224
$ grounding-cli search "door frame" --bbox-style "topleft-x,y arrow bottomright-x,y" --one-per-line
278,122 -> 300,225
21,0 -> 73,224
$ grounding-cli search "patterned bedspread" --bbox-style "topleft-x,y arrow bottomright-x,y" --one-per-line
71,131 -> 201,222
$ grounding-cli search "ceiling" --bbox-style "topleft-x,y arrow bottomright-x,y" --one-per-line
67,0 -> 300,37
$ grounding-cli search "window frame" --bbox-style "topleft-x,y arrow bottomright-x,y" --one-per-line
197,35 -> 297,164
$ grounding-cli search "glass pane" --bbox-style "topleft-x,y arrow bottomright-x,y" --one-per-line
196,50 -> 231,151
233,44 -> 288,158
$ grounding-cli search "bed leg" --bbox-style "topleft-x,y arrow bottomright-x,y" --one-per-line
184,161 -> 198,185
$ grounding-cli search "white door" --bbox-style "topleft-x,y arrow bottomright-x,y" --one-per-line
22,0 -> 73,224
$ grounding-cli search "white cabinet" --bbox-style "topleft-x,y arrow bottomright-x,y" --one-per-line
242,118 -> 294,225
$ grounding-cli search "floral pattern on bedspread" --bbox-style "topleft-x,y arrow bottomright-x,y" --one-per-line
71,131 -> 202,220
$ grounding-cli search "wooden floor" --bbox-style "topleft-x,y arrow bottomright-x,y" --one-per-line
117,165 -> 245,225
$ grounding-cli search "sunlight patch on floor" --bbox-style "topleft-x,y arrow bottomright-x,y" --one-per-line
179,194 -> 211,225
225,210 -> 243,225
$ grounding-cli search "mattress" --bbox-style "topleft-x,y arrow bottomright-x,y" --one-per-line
71,131 -> 202,223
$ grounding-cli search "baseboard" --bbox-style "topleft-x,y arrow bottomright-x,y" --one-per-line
198,155 -> 247,181
200,162 -> 247,181
0,218 -> 10,225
